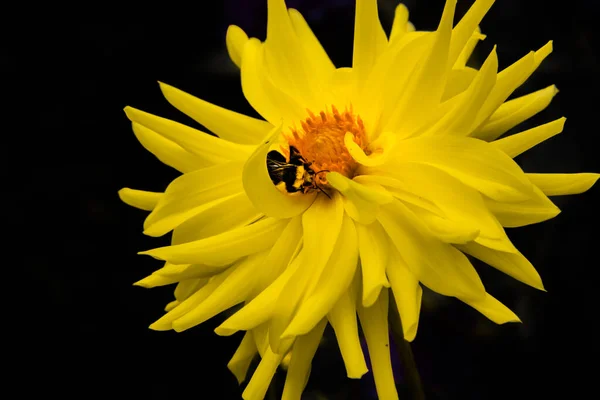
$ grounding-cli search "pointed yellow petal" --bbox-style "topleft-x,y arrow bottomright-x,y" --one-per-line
379,201 -> 486,301
386,0 -> 456,135
242,125 -> 317,219
140,217 -> 287,266
118,188 -> 162,211
143,162 -> 245,237
156,262 -> 229,280
328,172 -> 393,224
387,246 -> 422,342
389,4 -> 410,44
174,278 -> 208,302
240,38 -> 306,125
453,27 -> 485,69
134,273 -> 178,288
171,192 -> 262,245
492,117 -> 566,158
423,46 -> 498,136
357,222 -> 390,307
124,107 -> 253,161
448,0 -> 495,66
150,269 -> 234,331
281,319 -> 327,400
382,135 -> 534,202
159,82 -> 272,145
129,122 -> 210,172
456,241 -> 544,290
172,253 -> 267,332
226,25 -> 248,68
353,0 -> 387,87
484,185 -> 560,228
242,347 -> 284,400
282,215 -> 358,338
288,8 -> 335,81
328,290 -> 368,378
473,85 -> 559,141
460,293 -> 521,324
215,250 -> 302,337
228,331 -> 257,384
442,67 -> 478,101
357,289 -> 398,400
526,173 -> 600,196
472,42 -> 553,132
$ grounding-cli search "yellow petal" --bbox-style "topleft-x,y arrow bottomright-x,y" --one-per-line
281,319 -> 327,400
226,25 -> 248,68
215,251 -> 303,336
356,222 -> 391,307
382,135 -> 534,202
386,0 -> 456,136
159,82 -> 272,145
453,27 -> 485,69
442,67 -> 478,101
378,201 -> 486,301
242,347 -> 284,400
484,185 -> 560,228
156,262 -> 231,281
288,8 -> 335,83
150,269 -> 234,331
164,300 -> 179,312
456,241 -> 544,290
448,0 -> 495,66
124,107 -> 253,161
492,117 -> 566,158
328,172 -> 393,224
386,246 -> 422,342
472,42 -> 553,132
174,278 -> 208,302
134,273 -> 179,288
172,253 -> 267,332
378,164 -> 516,251
327,290 -> 368,378
526,173 -> 600,196
129,122 -> 210,172
389,3 -> 410,44
282,214 -> 358,338
171,192 -> 262,245
140,217 -> 287,266
357,289 -> 398,400
143,162 -> 245,236
423,46 -> 498,136
352,0 -> 387,88
228,331 -> 257,384
460,292 -> 521,324
241,38 -> 306,126
473,85 -> 559,141
118,188 -> 162,211
242,125 -> 317,219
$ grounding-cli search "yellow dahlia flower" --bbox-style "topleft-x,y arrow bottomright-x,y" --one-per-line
120,0 -> 598,398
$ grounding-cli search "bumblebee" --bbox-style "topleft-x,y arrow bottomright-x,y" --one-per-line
267,146 -> 329,197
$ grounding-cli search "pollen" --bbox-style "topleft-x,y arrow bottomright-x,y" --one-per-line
284,105 -> 369,185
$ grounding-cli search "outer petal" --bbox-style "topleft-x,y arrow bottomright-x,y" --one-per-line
356,222 -> 391,307
357,289 -> 398,400
389,4 -> 411,44
282,214 -> 358,338
242,347 -> 285,400
386,246 -> 422,342
140,217 -> 288,266
379,201 -> 486,301
228,331 -> 257,384
484,185 -> 560,228
456,241 -> 544,290
281,319 -> 327,400
353,0 -> 387,88
381,135 -> 534,202
460,293 -> 521,324
129,122 -> 210,172
118,188 -> 162,211
226,25 -> 248,68
526,173 -> 600,196
243,125 -> 317,219
492,117 -> 565,158
448,0 -> 495,67
159,82 -> 272,145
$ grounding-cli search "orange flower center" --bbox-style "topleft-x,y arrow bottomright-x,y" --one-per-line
284,105 -> 369,186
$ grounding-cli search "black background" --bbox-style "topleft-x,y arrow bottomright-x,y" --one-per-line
7,0 -> 599,398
